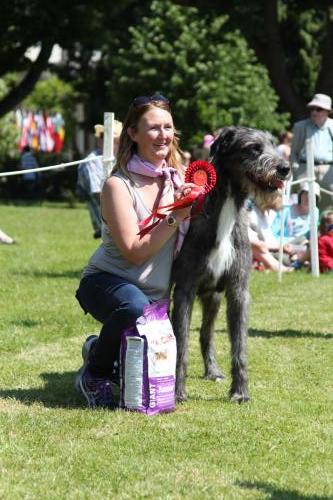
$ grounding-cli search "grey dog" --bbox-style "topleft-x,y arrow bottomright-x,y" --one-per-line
172,126 -> 290,403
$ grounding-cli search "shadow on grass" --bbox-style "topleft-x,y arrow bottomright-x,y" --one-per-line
193,327 -> 333,339
236,481 -> 331,499
248,328 -> 333,339
13,269 -> 82,279
0,371 -> 228,406
10,319 -> 40,328
0,371 -> 85,409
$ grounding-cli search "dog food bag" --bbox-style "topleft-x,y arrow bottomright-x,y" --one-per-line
120,299 -> 177,415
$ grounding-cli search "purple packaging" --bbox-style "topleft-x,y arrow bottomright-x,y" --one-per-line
120,299 -> 177,415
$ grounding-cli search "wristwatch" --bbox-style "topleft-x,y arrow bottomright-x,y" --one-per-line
166,213 -> 178,227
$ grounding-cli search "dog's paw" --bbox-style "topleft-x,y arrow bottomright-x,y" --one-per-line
176,389 -> 188,403
204,369 -> 226,382
230,391 -> 250,404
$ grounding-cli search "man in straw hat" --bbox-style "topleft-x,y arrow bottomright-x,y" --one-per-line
290,93 -> 333,210
76,120 -> 122,238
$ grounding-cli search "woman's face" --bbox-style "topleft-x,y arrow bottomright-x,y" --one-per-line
299,191 -> 309,210
129,107 -> 174,165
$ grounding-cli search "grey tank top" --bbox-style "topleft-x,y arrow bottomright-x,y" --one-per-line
82,172 -> 177,300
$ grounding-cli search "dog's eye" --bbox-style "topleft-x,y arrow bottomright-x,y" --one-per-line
252,144 -> 262,154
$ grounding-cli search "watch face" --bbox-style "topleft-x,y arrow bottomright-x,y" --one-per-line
166,215 -> 177,226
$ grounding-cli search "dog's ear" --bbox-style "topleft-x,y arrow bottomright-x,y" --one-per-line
211,126 -> 237,158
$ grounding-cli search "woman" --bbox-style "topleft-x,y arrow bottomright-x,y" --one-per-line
273,182 -> 320,268
75,95 -> 194,409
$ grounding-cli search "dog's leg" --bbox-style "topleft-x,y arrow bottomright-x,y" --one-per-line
199,291 -> 225,381
172,284 -> 196,402
225,272 -> 250,403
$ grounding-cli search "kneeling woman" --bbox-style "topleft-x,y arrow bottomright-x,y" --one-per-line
75,95 -> 193,408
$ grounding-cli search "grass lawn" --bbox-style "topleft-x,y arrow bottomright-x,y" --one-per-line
0,202 -> 332,499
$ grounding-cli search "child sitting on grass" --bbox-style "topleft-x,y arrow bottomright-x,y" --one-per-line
318,211 -> 333,273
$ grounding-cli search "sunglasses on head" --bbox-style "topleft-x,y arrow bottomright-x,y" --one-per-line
310,107 -> 325,112
132,94 -> 170,107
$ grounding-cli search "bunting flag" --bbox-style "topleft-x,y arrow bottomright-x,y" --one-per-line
16,109 -> 65,153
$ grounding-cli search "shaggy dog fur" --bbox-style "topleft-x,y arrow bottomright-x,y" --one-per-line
172,126 -> 290,403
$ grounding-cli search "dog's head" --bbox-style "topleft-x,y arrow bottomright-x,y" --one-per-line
210,126 -> 291,207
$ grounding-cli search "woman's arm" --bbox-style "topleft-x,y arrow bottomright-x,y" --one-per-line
101,176 -> 192,266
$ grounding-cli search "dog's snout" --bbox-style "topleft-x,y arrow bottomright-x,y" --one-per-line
277,163 -> 290,178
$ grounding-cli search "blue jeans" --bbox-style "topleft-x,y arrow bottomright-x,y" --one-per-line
76,272 -> 150,377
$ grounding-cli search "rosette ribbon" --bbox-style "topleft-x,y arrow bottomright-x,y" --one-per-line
138,160 -> 217,238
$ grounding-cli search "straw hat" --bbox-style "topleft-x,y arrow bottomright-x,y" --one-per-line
94,120 -> 123,138
307,93 -> 332,112
94,124 -> 104,138
113,120 -> 123,138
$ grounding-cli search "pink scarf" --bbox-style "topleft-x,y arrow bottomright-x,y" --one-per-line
127,154 -> 190,254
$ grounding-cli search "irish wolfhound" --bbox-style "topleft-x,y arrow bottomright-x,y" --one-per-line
172,126 -> 290,403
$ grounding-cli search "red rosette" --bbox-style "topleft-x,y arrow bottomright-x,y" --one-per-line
185,160 -> 217,194
137,161 -> 216,238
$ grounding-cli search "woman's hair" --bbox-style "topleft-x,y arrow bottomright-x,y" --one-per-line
319,210 -> 333,234
278,131 -> 292,144
113,100 -> 184,178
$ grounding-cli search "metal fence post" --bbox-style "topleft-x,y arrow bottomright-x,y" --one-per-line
103,112 -> 114,179
305,138 -> 320,277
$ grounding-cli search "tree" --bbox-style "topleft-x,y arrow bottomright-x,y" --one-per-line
24,76 -> 76,114
174,0 -> 333,121
0,1 -> 152,119
109,0 -> 288,147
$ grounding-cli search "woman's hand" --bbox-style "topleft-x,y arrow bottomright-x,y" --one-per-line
173,182 -> 199,220
174,182 -> 197,201
283,243 -> 295,255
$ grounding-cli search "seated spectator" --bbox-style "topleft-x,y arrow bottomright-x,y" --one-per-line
273,181 -> 320,268
191,133 -> 215,161
0,227 -> 16,245
246,196 -> 294,272
182,150 -> 191,168
248,227 -> 293,272
276,131 -> 292,161
318,211 -> 333,273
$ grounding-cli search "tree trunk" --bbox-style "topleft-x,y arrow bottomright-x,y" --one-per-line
316,11 -> 333,95
254,0 -> 306,121
0,41 -> 54,118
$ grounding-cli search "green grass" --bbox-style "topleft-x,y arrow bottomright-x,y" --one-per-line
0,202 -> 332,499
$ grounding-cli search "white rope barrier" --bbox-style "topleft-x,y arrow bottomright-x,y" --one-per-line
319,186 -> 333,196
0,155 -> 116,178
0,111 -> 117,179
0,155 -> 101,177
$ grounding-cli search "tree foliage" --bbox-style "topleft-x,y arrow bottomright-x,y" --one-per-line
0,1 -> 152,119
23,76 -> 77,115
109,0 -> 288,147
0,78 -> 19,161
174,0 -> 333,120
1,0 -> 332,136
